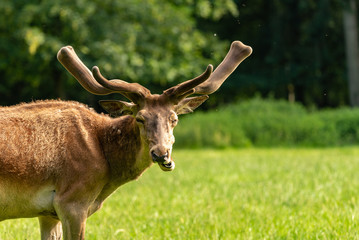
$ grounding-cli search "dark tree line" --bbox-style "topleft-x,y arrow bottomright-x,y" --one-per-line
206,0 -> 349,108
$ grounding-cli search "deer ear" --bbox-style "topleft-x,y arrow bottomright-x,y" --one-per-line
174,95 -> 209,115
99,100 -> 138,117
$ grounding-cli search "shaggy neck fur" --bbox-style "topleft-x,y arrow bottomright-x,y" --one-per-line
99,115 -> 153,186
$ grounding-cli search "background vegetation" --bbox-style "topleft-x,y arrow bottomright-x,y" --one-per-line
2,0 -> 359,148
0,0 -> 357,109
0,0 -> 238,107
175,98 -> 359,148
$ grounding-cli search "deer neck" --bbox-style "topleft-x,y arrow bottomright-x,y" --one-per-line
100,115 -> 153,185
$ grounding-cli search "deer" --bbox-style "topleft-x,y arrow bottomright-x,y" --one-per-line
0,40 -> 252,239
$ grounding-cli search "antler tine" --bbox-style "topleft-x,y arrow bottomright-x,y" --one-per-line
92,66 -> 151,101
164,64 -> 213,101
58,46 -> 150,103
57,46 -> 113,95
194,41 -> 252,94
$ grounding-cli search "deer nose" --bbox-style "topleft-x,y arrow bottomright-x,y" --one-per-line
151,150 -> 169,163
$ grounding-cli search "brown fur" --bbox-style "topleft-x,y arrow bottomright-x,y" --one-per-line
0,101 -> 103,181
0,91 -> 202,239
0,100 -> 156,239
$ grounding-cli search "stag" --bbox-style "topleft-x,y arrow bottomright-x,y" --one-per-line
0,41 -> 252,239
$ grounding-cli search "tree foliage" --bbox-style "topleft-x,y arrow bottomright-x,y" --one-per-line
0,0 -> 236,106
0,0 -> 356,108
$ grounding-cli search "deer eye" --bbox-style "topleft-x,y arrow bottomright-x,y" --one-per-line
136,118 -> 145,124
170,118 -> 178,126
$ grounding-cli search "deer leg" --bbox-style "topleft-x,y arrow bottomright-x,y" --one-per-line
53,200 -> 88,240
38,216 -> 62,240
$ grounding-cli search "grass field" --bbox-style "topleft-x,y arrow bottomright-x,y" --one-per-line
2,148 -> 359,239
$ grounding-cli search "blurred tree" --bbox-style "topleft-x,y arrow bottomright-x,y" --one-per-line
0,0 -> 237,107
343,0 -> 359,106
196,0 -> 349,107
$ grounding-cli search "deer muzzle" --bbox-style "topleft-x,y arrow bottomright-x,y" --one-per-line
150,147 -> 175,171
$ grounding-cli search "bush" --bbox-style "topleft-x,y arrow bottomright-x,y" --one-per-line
317,108 -> 359,145
174,98 -> 359,148
174,111 -> 251,148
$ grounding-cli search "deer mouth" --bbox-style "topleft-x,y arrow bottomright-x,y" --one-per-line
150,150 -> 175,171
159,160 -> 175,171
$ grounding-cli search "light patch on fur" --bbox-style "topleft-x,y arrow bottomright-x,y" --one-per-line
32,185 -> 56,212
0,181 -> 56,219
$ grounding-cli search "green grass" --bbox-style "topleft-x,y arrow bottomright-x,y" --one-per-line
2,148 -> 359,239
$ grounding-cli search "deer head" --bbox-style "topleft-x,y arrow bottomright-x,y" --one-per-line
57,41 -> 252,171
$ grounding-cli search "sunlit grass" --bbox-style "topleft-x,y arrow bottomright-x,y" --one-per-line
2,148 -> 359,239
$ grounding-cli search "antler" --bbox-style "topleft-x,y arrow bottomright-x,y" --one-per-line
163,41 -> 252,102
58,41 -> 252,104
57,46 -> 112,95
92,66 -> 150,101
163,64 -> 213,102
57,46 -> 149,102
194,41 -> 252,94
